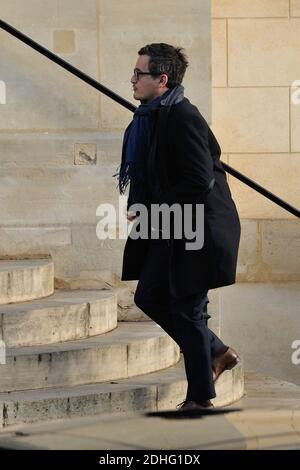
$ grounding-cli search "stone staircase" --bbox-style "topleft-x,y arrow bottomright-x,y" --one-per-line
0,257 -> 244,427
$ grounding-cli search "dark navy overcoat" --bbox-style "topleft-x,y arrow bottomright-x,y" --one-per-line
121,97 -> 241,298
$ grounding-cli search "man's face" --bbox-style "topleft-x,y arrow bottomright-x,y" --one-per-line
131,55 -> 168,103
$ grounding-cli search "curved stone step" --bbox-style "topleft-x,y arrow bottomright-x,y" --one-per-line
0,258 -> 54,305
0,290 -> 117,348
0,357 -> 244,427
0,323 -> 180,393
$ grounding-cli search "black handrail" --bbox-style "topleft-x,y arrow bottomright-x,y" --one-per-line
1,19 -> 299,219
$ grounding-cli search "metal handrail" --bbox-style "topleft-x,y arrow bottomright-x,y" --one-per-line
1,18 -> 299,219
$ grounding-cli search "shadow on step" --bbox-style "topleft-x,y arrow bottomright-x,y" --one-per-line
145,407 -> 242,420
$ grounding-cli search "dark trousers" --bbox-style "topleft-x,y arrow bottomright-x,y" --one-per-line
134,239 -> 227,402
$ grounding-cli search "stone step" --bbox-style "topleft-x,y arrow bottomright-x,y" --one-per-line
0,356 -> 244,427
0,290 -> 117,348
0,322 -> 179,393
2,368 -> 299,450
0,258 -> 54,305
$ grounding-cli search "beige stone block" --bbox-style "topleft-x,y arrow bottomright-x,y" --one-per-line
291,0 -> 300,16
1,1 -> 98,75
74,143 -> 97,165
50,224 -> 125,280
220,282 -> 300,385
0,132 -> 122,168
0,26 -> 99,130
0,0 -> 58,26
0,133 -> 74,168
0,25 -> 52,55
228,19 -> 300,86
228,154 -> 300,219
0,167 -> 122,225
237,220 -> 259,274
261,220 -> 300,275
212,88 -> 289,153
291,86 -> 300,152
99,0 -> 211,129
56,0 -> 97,28
0,227 -> 71,256
212,19 -> 227,87
212,0 -> 289,18
2,25 -> 98,79
53,31 -> 75,54
0,0 -> 97,28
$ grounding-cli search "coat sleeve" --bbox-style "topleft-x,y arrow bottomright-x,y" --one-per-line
160,106 -> 215,205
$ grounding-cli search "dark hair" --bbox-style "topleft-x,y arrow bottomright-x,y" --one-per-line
138,43 -> 189,89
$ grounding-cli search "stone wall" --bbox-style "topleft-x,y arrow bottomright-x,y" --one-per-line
212,0 -> 300,282
212,0 -> 300,385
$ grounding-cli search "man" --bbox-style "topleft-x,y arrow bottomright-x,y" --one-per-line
114,43 -> 241,410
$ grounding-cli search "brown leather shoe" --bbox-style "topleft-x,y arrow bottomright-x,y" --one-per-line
177,400 -> 214,411
212,347 -> 240,382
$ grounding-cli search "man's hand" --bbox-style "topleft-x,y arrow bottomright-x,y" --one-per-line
126,211 -> 138,222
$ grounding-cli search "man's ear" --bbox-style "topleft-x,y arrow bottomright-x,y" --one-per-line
160,73 -> 169,87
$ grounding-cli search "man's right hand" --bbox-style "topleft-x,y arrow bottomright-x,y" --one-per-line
126,211 -> 138,221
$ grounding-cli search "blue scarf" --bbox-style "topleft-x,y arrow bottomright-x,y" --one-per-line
113,85 -> 185,204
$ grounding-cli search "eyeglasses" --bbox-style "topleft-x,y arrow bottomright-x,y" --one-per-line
132,68 -> 160,81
